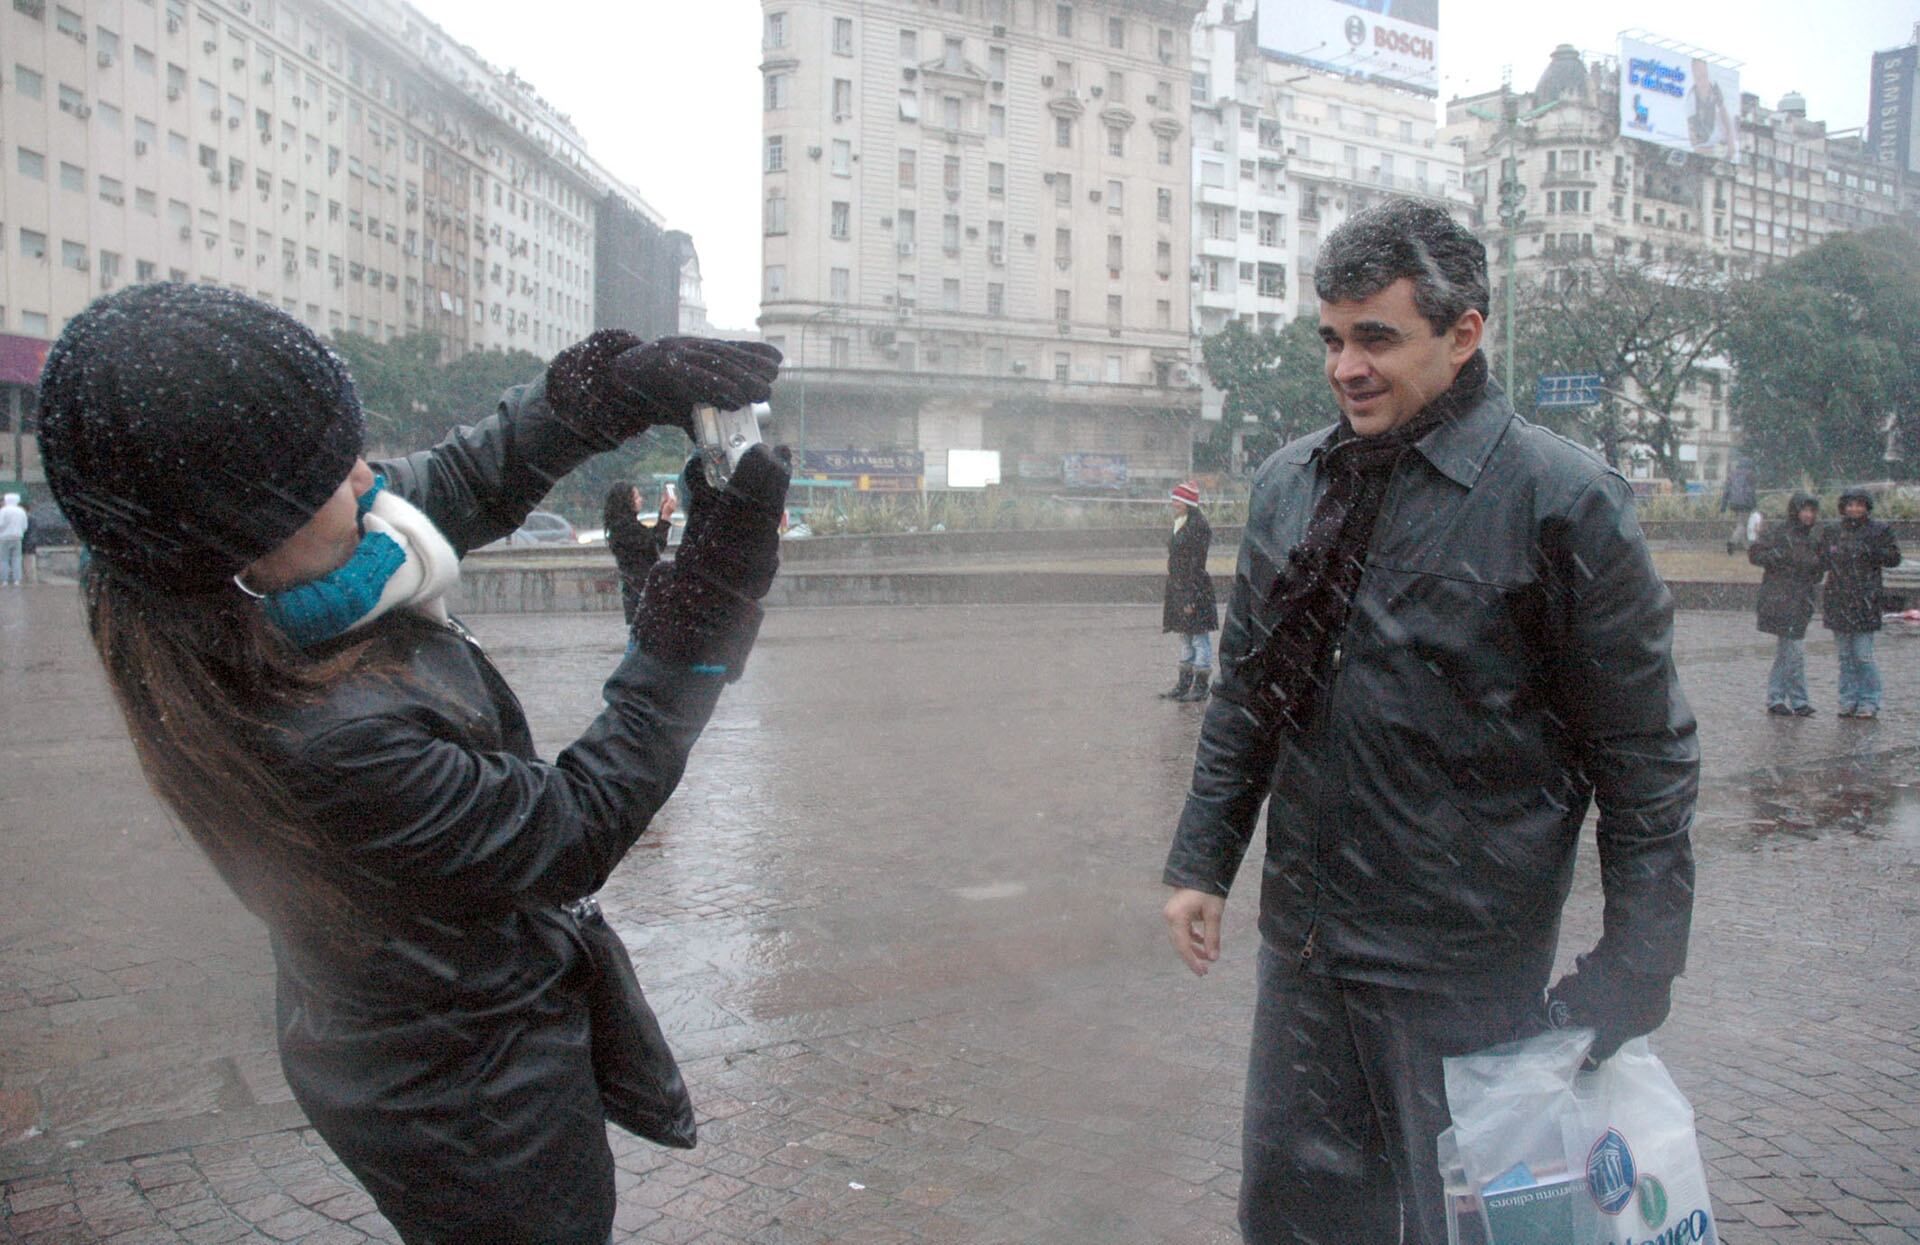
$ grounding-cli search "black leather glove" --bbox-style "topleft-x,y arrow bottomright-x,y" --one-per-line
1543,952 -> 1675,1064
547,332 -> 782,444
630,445 -> 791,680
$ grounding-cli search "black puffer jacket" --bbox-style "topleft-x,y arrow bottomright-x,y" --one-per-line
1162,508 -> 1219,635
1164,380 -> 1698,998
262,375 -> 739,1244
1820,490 -> 1902,634
1749,494 -> 1823,639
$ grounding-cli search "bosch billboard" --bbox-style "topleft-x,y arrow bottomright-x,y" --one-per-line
1255,0 -> 1440,98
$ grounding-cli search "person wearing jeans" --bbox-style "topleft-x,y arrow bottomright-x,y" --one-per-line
0,493 -> 26,586
1820,489 -> 1901,719
1749,493 -> 1822,716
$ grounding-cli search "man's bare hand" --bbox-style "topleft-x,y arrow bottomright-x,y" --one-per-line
1163,887 -> 1225,976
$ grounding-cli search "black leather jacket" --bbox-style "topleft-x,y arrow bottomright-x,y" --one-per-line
262,376 -> 735,1244
1164,381 -> 1698,999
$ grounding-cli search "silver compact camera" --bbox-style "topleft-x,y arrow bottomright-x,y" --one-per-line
692,402 -> 768,488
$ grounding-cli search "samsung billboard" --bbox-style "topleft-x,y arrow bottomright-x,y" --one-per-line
1868,44 -> 1918,175
1618,36 -> 1741,163
1255,0 -> 1440,98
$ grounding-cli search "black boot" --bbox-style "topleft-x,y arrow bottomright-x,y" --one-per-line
1179,668 -> 1212,702
1159,663 -> 1194,699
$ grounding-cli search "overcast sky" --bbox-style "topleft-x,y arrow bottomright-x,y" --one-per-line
414,2 -> 1919,331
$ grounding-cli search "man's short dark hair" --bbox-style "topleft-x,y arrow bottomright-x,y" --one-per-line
1312,199 -> 1489,336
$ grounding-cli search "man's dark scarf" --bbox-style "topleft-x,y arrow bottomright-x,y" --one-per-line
1235,351 -> 1489,733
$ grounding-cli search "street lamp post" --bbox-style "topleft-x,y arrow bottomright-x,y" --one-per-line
1467,82 -> 1563,399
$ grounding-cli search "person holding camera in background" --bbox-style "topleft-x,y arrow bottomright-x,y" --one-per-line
36,282 -> 786,1244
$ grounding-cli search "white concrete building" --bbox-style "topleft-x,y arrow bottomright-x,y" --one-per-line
758,0 -> 1205,490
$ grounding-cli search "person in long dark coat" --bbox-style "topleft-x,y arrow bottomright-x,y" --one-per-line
604,481 -> 674,626
35,284 -> 787,1244
1160,480 -> 1219,702
1821,488 -> 1902,718
1748,492 -> 1822,715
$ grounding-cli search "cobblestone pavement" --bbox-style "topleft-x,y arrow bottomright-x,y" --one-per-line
3,584 -> 1918,1243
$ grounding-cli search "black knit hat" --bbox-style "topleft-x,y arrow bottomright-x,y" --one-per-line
36,284 -> 364,592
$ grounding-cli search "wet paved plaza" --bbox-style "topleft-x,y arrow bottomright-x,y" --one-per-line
3,585 -> 1919,1243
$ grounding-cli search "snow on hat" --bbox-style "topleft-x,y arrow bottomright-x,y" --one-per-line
36,283 -> 364,592
2,494 -> 18,506
1170,480 -> 1201,507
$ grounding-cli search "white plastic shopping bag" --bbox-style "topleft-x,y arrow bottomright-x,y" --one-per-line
1437,1028 -> 1717,1245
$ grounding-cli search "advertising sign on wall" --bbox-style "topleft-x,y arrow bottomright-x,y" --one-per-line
1868,45 -> 1919,175
800,449 -> 925,493
1062,454 -> 1130,490
1617,36 -> 1740,163
1255,0 -> 1439,98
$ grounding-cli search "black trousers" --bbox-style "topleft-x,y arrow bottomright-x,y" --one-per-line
1239,943 -> 1537,1244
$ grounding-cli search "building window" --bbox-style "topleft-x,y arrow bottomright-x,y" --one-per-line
17,147 -> 45,180
1156,299 -> 1171,329
1055,289 -> 1071,322
944,213 -> 961,252
989,105 -> 1005,137
942,278 -> 961,312
1055,227 -> 1072,262
942,95 -> 962,130
13,65 -> 42,98
1055,116 -> 1073,148
1055,172 -> 1072,205
59,162 -> 85,192
765,265 -> 786,299
988,283 -> 1004,316
1056,4 -> 1074,37
765,136 -> 785,172
765,12 -> 787,49
62,240 -> 88,270
943,37 -> 964,71
944,154 -> 961,193
833,17 -> 854,55
764,190 -> 787,234
833,79 -> 853,119
1107,179 -> 1124,213
1055,352 -> 1070,381
19,228 -> 47,259
1107,234 -> 1123,272
1107,16 -> 1125,48
764,73 -> 789,111
988,162 -> 1004,197
831,140 -> 851,176
831,201 -> 850,239
1157,188 -> 1172,222
831,267 -> 850,302
1156,240 -> 1172,277
900,28 -> 918,62
899,148 -> 916,187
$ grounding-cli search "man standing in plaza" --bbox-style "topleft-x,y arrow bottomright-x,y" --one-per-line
1160,199 -> 1699,1243
0,492 -> 26,586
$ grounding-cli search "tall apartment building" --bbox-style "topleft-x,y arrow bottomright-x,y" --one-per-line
759,0 -> 1205,490
1187,1 -> 1468,437
1,0 -> 680,482
1443,43 -> 1920,488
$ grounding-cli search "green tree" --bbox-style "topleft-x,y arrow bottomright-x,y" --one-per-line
330,331 -> 444,453
1725,228 -> 1920,486
1199,317 -> 1334,468
1506,249 -> 1731,485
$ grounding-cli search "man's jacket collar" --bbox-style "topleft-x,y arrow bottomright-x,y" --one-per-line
1283,373 -> 1512,491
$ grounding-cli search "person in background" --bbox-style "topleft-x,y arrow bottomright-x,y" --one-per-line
1748,493 -> 1822,716
1159,480 -> 1219,703
604,481 -> 675,627
0,492 -> 25,586
1721,454 -> 1758,555
36,282 -> 786,1244
1821,488 -> 1902,719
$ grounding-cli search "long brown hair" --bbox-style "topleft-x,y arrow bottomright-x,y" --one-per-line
84,562 -> 385,957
